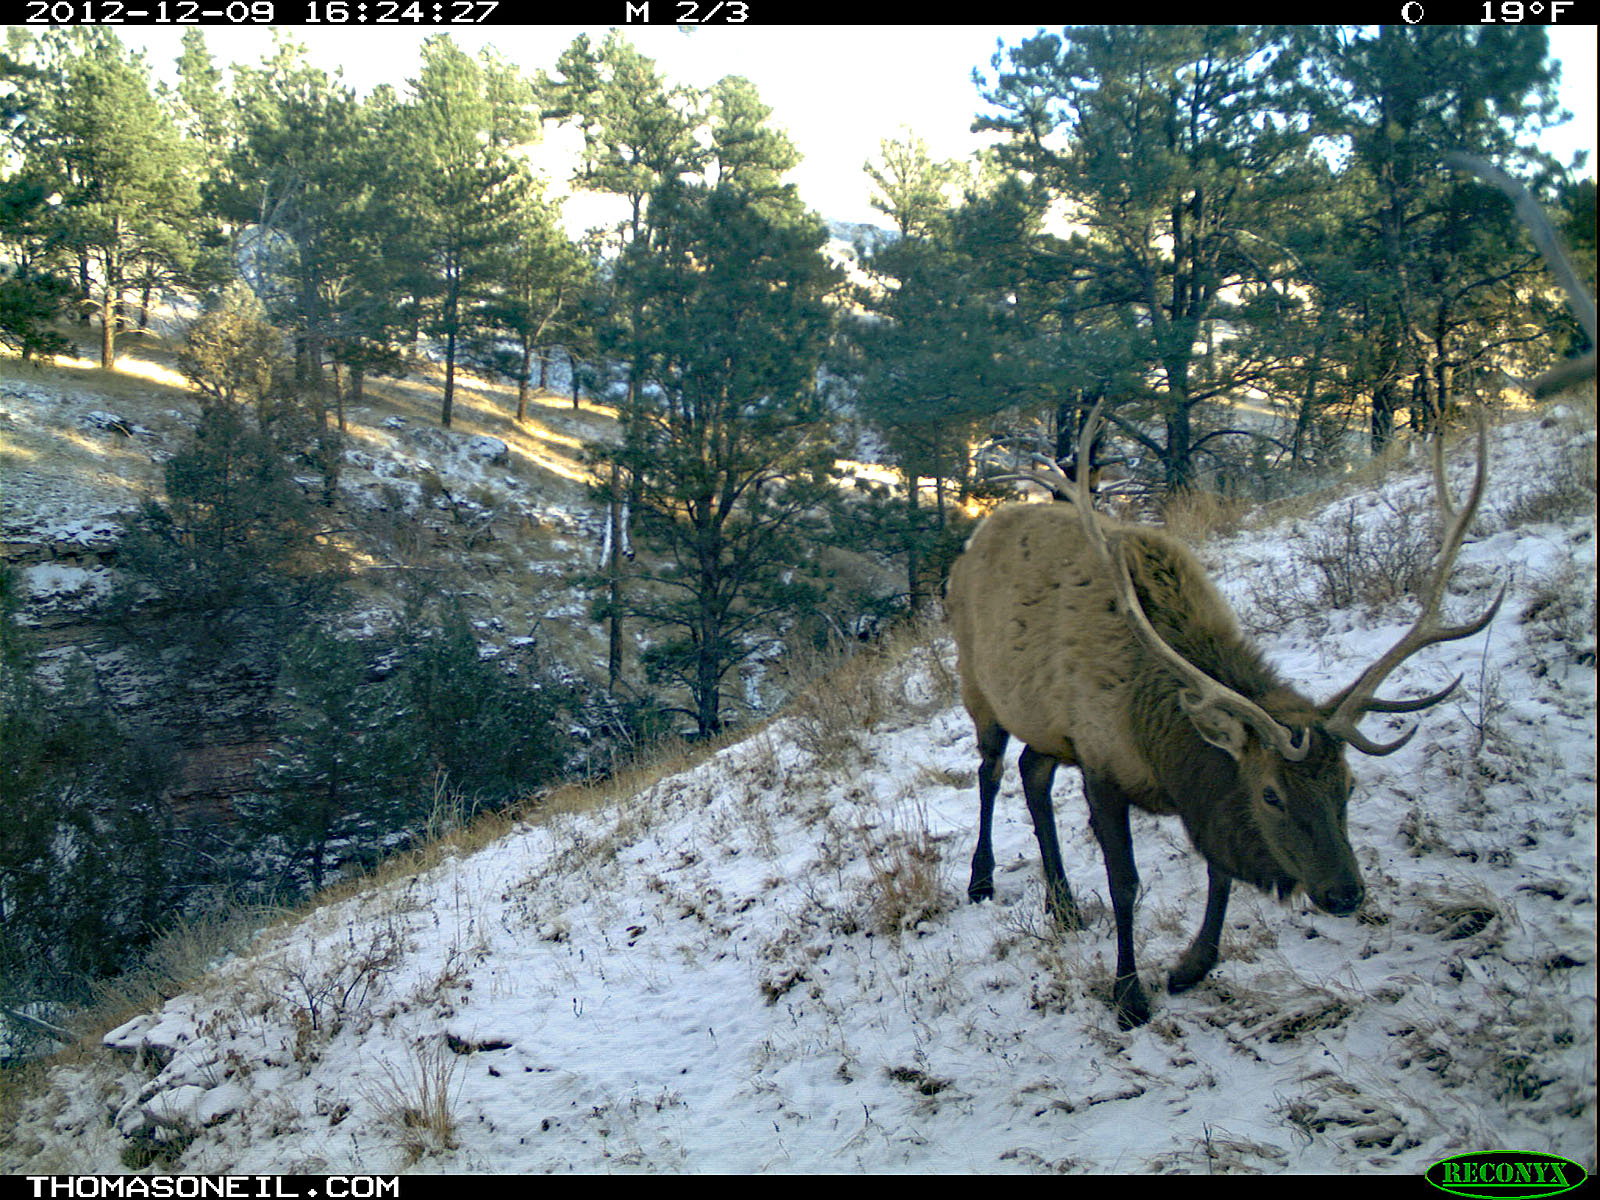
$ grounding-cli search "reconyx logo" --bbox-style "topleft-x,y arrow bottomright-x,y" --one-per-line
1426,1152 -> 1589,1199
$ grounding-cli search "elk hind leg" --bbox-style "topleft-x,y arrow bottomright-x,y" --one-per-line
967,720 -> 1009,904
1169,865 -> 1231,993
1019,746 -> 1080,929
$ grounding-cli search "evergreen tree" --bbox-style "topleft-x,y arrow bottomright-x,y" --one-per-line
1301,25 -> 1564,449
115,404 -> 340,651
0,192 -> 73,359
544,34 -> 733,694
542,30 -> 705,244
22,29 -> 205,366
389,35 -> 537,428
469,189 -> 593,424
843,150 -> 1055,607
176,280 -> 294,432
171,29 -> 233,189
243,628 -> 421,895
705,75 -> 800,194
979,25 -> 1319,490
600,181 -> 839,735
226,35 -> 369,438
864,128 -> 959,239
396,601 -> 571,805
0,39 -> 73,360
1,569 -> 175,1004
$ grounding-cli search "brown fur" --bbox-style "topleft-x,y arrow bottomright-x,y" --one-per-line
948,500 -> 1362,1028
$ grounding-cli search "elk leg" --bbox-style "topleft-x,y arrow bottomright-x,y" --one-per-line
1169,865 -> 1231,993
1085,771 -> 1151,1028
967,721 -> 1010,904
1019,746 -> 1080,929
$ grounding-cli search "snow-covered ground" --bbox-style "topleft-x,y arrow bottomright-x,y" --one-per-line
5,407 -> 1594,1175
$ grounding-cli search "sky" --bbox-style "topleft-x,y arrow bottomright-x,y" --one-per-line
102,23 -> 1600,229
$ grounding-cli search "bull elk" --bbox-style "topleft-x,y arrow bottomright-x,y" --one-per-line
947,401 -> 1504,1028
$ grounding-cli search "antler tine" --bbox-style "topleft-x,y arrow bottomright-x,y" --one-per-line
988,454 -> 1076,501
1323,413 -> 1505,755
1443,152 -> 1597,346
1075,402 -> 1311,762
1444,152 -> 1597,395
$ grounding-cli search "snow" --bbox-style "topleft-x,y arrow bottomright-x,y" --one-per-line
4,408 -> 1595,1175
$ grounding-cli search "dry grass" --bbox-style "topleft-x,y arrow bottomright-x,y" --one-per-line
1159,488 -> 1252,543
857,801 -> 953,934
783,616 -> 956,766
362,1038 -> 463,1165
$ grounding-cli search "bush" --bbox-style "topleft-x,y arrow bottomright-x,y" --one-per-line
241,628 -> 426,896
113,404 -> 342,656
396,601 -> 572,808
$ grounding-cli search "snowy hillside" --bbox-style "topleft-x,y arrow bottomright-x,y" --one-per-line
5,408 -> 1594,1175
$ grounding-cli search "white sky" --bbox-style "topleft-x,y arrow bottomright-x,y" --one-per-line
102,23 -> 1600,229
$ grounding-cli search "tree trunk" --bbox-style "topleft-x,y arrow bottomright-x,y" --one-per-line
99,283 -> 116,367
1164,399 -> 1194,492
441,268 -> 460,428
1371,380 -> 1398,452
99,221 -> 122,368
904,473 -> 923,613
442,337 -> 457,428
607,460 -> 624,695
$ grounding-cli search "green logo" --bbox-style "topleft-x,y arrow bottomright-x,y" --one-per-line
1426,1152 -> 1589,1199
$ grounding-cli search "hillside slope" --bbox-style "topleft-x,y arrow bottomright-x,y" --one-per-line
1,341 -> 632,813
4,406 -> 1595,1175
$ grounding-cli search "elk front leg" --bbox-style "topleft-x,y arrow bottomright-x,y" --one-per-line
1169,864 -> 1231,993
967,721 -> 1010,904
1018,746 -> 1080,929
1085,771 -> 1150,1028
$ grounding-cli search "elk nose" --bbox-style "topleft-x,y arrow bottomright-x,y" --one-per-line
1318,882 -> 1364,916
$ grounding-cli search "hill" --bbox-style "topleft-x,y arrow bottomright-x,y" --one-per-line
3,401 -> 1594,1174
1,333 -> 644,819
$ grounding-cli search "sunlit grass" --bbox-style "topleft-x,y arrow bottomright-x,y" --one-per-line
56,353 -> 190,391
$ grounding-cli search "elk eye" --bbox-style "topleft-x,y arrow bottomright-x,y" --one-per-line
1261,786 -> 1284,810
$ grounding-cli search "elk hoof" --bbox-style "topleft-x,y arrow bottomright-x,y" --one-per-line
1168,948 -> 1218,994
967,879 -> 994,904
1112,976 -> 1151,1029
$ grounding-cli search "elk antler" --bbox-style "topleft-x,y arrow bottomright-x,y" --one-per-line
989,454 -> 1077,500
1320,414 -> 1505,756
1075,401 -> 1312,763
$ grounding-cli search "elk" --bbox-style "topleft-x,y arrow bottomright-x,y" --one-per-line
947,401 -> 1503,1028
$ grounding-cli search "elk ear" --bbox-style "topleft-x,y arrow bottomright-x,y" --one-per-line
1178,689 -> 1248,760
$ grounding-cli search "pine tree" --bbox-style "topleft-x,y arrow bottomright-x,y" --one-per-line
844,148 -> 1051,608
1300,25 -> 1564,449
0,40 -> 73,360
244,628 -> 421,895
114,404 -> 339,654
542,30 -> 705,244
226,35 -> 370,439
389,35 -> 537,428
979,25 -> 1319,490
600,181 -> 839,735
1,570 -> 175,1002
396,601 -> 570,805
176,280 -> 293,432
23,29 -> 204,367
469,189 -> 593,424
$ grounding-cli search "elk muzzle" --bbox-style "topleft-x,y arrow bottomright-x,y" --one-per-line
1311,878 -> 1365,917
